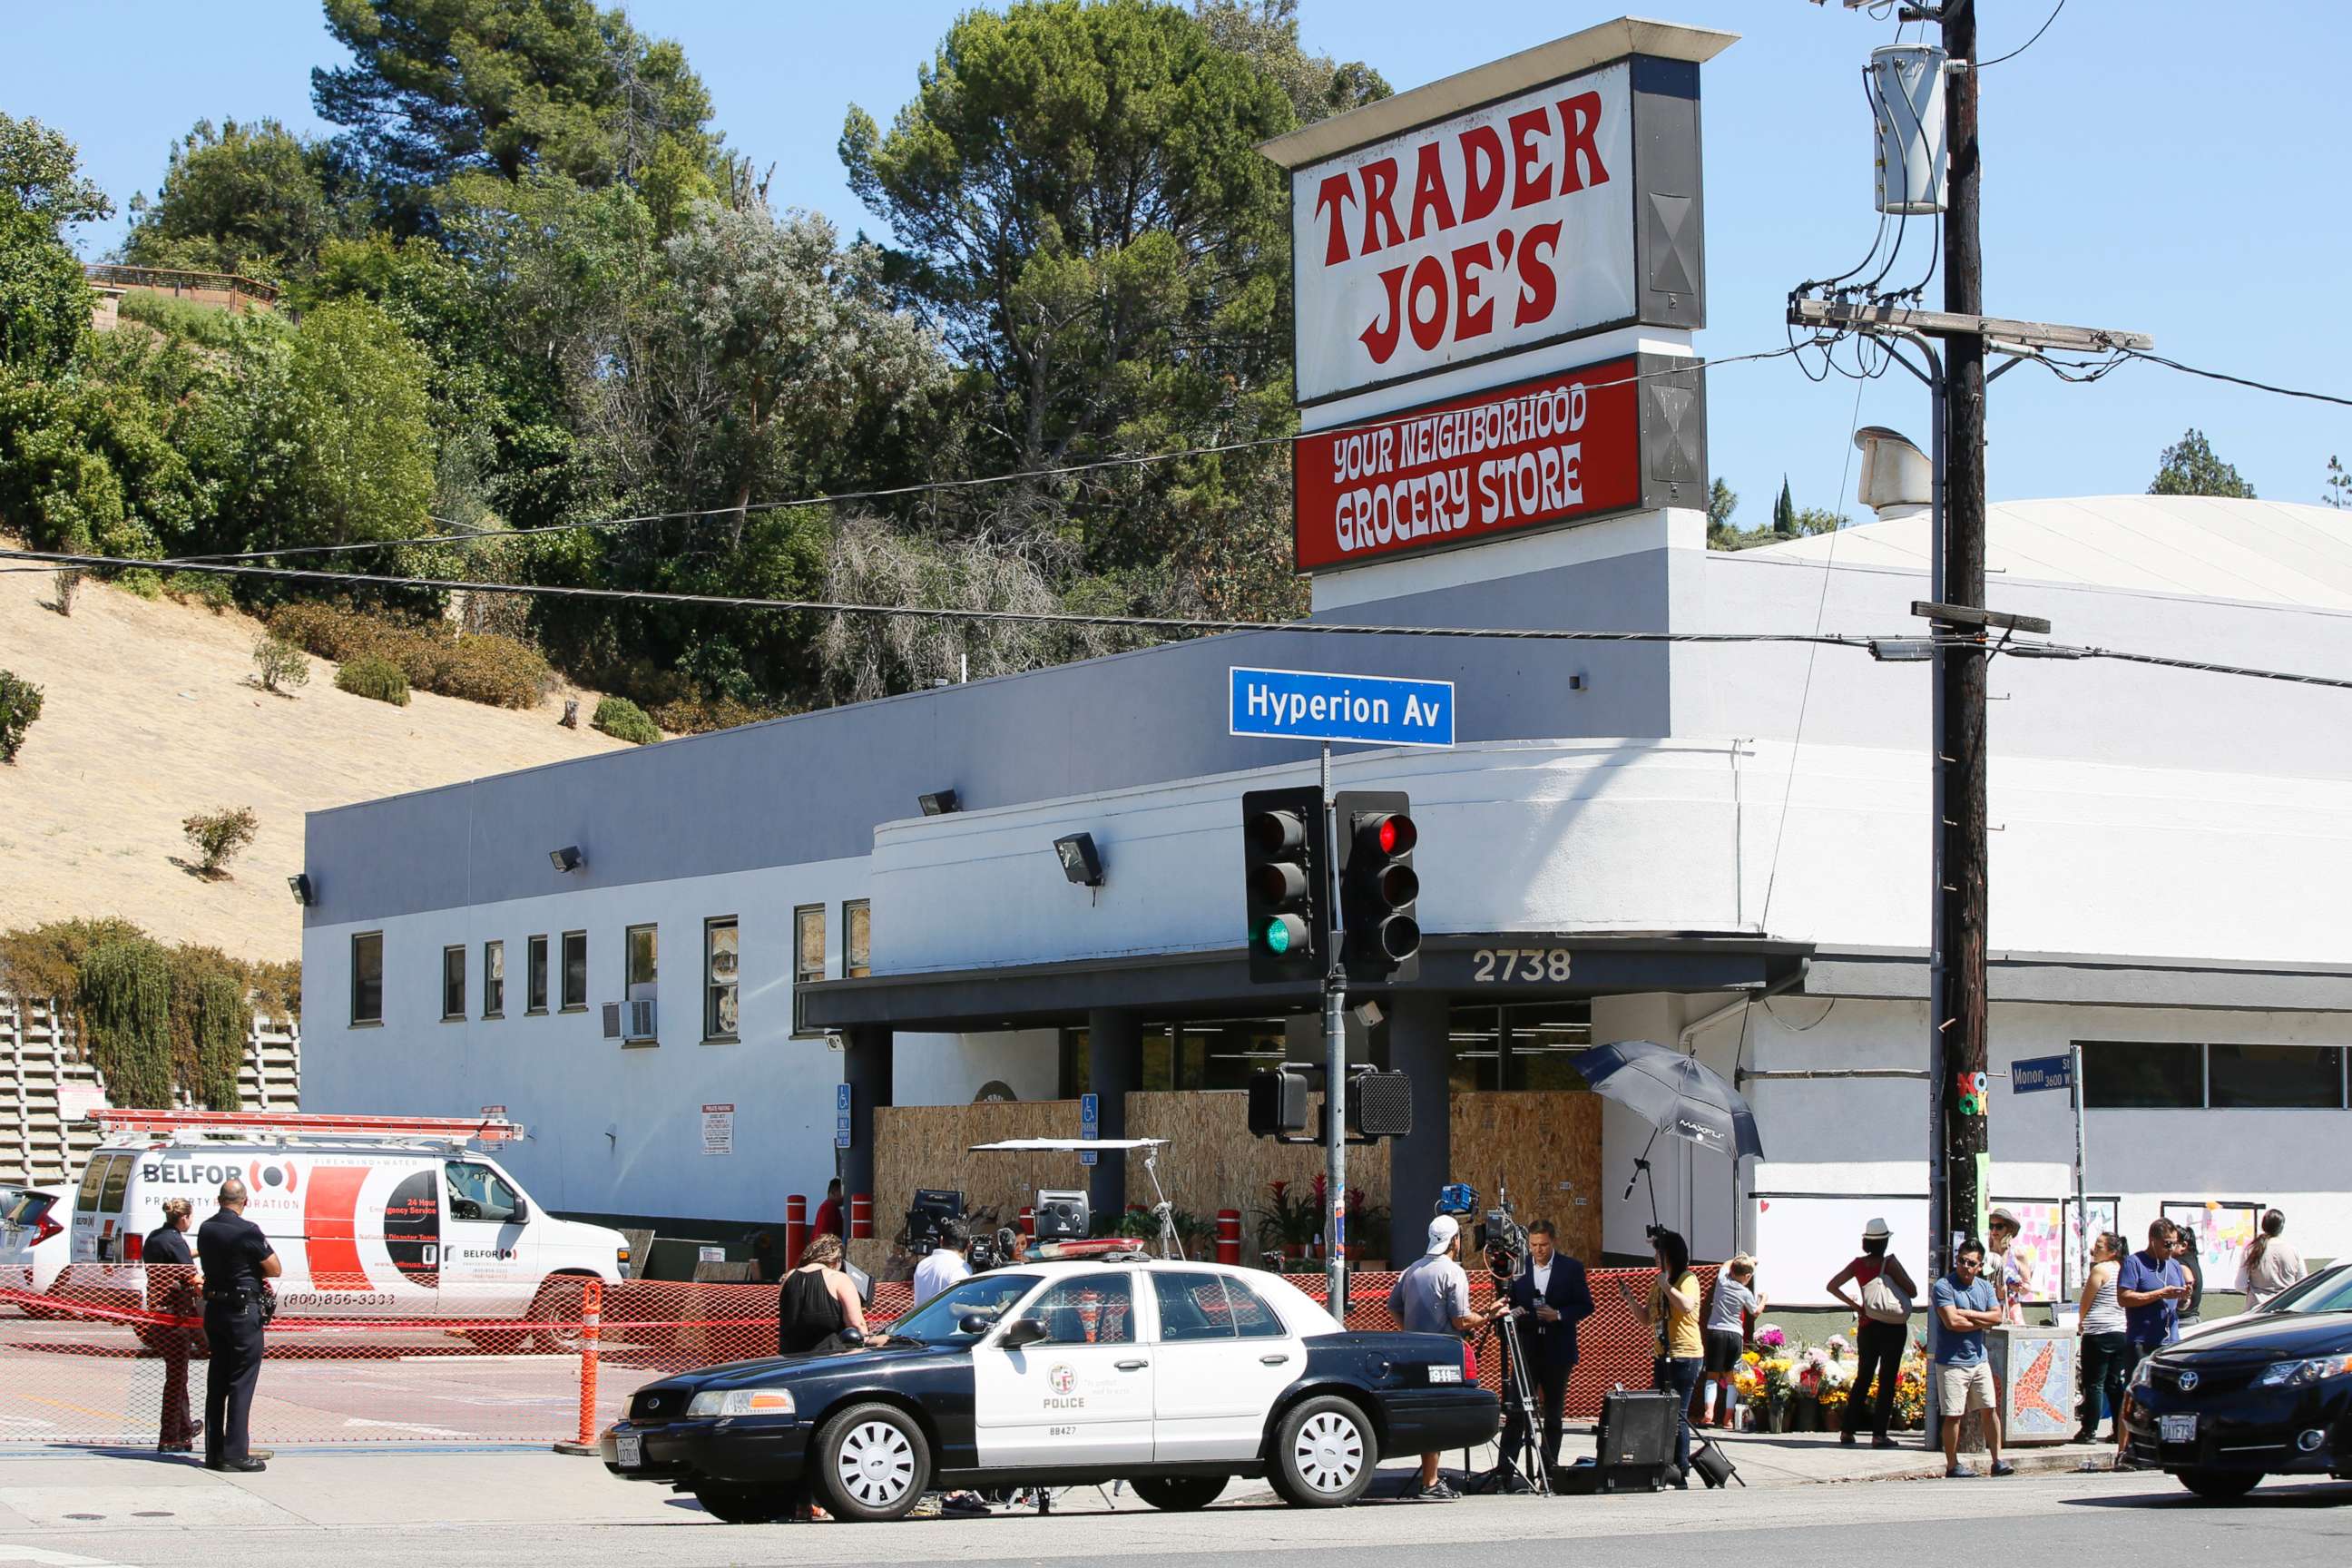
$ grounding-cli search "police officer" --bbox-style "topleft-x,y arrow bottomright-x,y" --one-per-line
144,1197 -> 203,1454
197,1178 -> 279,1473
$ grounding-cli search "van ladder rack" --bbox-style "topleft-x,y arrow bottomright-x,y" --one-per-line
86,1109 -> 524,1142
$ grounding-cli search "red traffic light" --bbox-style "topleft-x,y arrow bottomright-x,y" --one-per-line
1369,813 -> 1416,856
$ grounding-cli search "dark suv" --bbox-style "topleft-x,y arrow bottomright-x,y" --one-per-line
2124,1308 -> 2352,1500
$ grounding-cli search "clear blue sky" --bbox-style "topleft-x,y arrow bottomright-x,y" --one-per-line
6,1 -> 2347,521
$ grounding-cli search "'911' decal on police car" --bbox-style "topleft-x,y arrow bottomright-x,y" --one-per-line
1426,1363 -> 1463,1384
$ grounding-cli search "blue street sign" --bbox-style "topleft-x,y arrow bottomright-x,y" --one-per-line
1079,1092 -> 1099,1168
2011,1054 -> 2073,1094
835,1083 -> 852,1149
1230,666 -> 1455,749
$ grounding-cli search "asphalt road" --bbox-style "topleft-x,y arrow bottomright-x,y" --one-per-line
0,1457 -> 2347,1568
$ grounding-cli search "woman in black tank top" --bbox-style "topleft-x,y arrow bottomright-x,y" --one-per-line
777,1234 -> 873,1356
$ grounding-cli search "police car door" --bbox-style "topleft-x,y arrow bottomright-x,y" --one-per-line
970,1271 -> 1153,1467
439,1160 -> 528,1303
1149,1270 -> 1305,1461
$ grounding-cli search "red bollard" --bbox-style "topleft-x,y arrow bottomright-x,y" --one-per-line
849,1192 -> 873,1240
1216,1209 -> 1241,1266
1019,1205 -> 1034,1238
785,1194 -> 808,1269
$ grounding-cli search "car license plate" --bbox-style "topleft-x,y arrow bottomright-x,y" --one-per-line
615,1433 -> 643,1468
2161,1414 -> 2197,1445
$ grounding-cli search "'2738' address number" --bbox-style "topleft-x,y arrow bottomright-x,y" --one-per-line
1470,947 -> 1573,983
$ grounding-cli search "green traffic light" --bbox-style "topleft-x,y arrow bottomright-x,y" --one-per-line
1261,917 -> 1290,955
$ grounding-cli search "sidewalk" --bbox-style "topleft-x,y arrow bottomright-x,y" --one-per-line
0,1425 -> 2127,1533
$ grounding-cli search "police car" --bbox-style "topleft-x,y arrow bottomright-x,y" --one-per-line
601,1252 -> 1498,1522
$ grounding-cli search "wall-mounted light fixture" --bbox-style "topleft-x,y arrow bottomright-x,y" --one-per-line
549,845 -> 584,874
1053,832 -> 1105,888
287,873 -> 315,906
918,789 -> 961,817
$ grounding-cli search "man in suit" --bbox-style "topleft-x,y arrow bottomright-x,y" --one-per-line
1496,1219 -> 1594,1474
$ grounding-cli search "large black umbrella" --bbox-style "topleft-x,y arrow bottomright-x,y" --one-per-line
1577,1039 -> 1764,1230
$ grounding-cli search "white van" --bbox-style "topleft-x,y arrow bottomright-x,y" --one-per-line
54,1111 -> 630,1346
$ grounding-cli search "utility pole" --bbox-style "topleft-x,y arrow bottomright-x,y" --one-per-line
1936,0 -> 1989,1276
1796,0 -> 2149,1279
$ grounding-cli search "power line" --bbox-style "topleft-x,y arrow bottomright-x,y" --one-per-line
0,546 -> 1892,650
12,544 -> 2350,692
126,346 -> 1814,570
2121,348 -> 2352,409
1978,0 -> 2068,69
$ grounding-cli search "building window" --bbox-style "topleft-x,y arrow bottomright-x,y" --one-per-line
441,945 -> 466,1021
625,924 -> 658,994
795,905 -> 825,984
1446,1002 -> 1593,1093
483,940 -> 505,1018
792,905 -> 826,1037
526,935 -> 548,1014
2207,1044 -> 2346,1109
350,932 -> 384,1025
561,930 -> 588,1012
2081,1041 -> 2205,1108
705,917 -> 740,1041
844,900 -> 871,979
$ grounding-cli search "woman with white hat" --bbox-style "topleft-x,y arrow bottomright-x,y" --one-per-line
1827,1218 -> 1916,1449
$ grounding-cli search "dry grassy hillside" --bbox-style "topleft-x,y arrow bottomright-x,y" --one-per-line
0,558 -> 630,961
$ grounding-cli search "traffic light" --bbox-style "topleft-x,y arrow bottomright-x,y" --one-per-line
1248,1067 -> 1310,1136
1241,786 -> 1327,985
1333,789 -> 1420,983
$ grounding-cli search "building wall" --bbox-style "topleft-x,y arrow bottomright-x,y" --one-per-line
1741,995 -> 2352,1302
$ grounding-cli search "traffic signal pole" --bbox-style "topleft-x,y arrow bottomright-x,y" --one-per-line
1319,740 -> 1349,1321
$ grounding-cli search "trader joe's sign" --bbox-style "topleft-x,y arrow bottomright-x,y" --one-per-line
1291,62 -> 1636,407
1293,357 -> 1641,570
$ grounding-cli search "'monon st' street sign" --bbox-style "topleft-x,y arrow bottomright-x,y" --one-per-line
1230,666 -> 1455,749
2010,1054 -> 2073,1094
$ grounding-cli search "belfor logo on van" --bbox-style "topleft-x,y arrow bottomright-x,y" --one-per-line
250,1160 -> 300,1194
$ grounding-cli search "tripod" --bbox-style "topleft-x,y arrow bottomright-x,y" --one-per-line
1480,1289 -> 1553,1495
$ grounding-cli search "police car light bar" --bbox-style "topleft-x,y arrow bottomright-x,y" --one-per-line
87,1109 -> 525,1143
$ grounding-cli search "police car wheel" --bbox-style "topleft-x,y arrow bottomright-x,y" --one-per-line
693,1485 -> 787,1524
1131,1475 -> 1226,1512
814,1402 -> 930,1522
2178,1468 -> 2261,1502
1269,1396 -> 1374,1507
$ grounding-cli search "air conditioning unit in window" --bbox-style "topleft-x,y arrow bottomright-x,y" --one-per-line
601,1002 -> 622,1040
626,996 -> 658,1043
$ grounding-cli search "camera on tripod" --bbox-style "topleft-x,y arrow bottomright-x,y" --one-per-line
968,1224 -> 1019,1271
1437,1180 -> 1529,1279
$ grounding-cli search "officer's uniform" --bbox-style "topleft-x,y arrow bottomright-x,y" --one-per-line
196,1206 -> 275,1467
143,1221 -> 201,1451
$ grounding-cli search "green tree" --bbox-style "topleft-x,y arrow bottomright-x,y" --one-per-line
1771,476 -> 1796,538
1192,0 -> 1387,124
123,117 -> 344,279
312,0 -> 720,226
841,0 -> 1298,595
2321,455 -> 2347,509
0,113 -> 106,376
2149,427 -> 2255,498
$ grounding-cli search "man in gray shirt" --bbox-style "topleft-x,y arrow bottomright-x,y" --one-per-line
1386,1215 -> 1492,1501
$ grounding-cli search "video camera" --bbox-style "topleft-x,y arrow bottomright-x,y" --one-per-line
968,1224 -> 1020,1271
903,1188 -> 965,1256
1436,1180 -> 1527,1279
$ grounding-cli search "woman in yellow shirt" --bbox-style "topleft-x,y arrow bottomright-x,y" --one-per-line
1619,1227 -> 1703,1486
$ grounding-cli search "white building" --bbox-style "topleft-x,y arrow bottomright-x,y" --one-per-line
299,19 -> 2350,1302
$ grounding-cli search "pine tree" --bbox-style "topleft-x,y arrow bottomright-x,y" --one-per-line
1773,477 -> 1796,538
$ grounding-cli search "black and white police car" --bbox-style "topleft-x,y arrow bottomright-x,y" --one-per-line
602,1251 -> 1498,1522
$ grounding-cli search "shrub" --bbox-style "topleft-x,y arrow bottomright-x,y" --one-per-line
113,290 -> 242,350
648,692 -> 785,736
0,671 -> 43,763
251,634 -> 310,694
163,571 -> 234,613
335,653 -> 410,706
593,696 -> 662,745
51,569 -> 80,615
273,602 -> 550,709
77,938 -> 174,1111
182,806 -> 260,878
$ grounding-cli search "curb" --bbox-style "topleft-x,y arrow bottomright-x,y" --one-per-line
1859,1449 -> 2124,1485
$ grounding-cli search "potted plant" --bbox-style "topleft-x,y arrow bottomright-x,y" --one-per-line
1255,1180 -> 1320,1259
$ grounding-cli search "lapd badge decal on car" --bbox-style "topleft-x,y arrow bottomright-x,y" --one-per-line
1049,1364 -> 1075,1395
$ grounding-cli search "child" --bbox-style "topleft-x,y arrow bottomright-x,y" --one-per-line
1700,1254 -> 1765,1429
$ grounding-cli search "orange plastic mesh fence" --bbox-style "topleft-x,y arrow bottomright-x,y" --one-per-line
0,1263 -> 1721,1447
